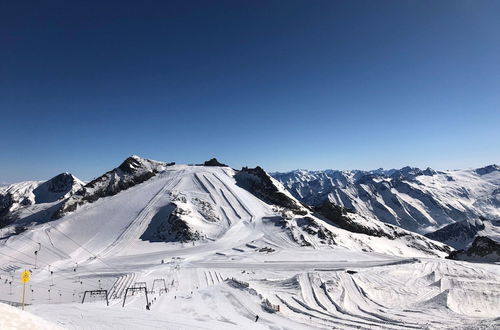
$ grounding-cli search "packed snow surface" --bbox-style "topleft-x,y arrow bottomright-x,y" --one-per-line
0,164 -> 498,329
0,302 -> 62,330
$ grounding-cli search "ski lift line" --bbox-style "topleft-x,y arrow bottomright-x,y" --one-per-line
0,243 -> 41,263
0,250 -> 34,267
8,206 -> 120,275
0,212 -> 113,287
0,249 -> 112,292
18,234 -> 67,260
46,225 -> 123,272
8,278 -> 83,296
0,253 -> 84,295
0,243 -> 113,289
0,264 -> 102,296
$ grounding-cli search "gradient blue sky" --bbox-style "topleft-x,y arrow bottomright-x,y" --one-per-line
1,1 -> 499,182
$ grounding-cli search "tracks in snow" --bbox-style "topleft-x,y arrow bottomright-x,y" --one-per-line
204,270 -> 224,286
98,170 -> 184,259
108,273 -> 136,299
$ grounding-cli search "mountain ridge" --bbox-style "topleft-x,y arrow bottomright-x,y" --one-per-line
0,156 -> 451,258
272,164 -> 500,234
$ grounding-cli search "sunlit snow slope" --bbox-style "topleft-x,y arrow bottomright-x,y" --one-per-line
272,165 -> 500,235
0,157 -> 498,329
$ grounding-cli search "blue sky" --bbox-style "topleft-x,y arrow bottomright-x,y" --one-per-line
1,1 -> 499,182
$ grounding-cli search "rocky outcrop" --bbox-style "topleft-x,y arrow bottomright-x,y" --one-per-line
153,207 -> 201,242
52,156 -> 171,219
314,200 -> 452,254
272,165 -> 500,234
235,166 -> 307,215
201,158 -> 228,167
475,164 -> 500,176
425,218 -> 486,249
314,201 -> 390,238
447,236 -> 500,262
0,173 -> 83,227
33,172 -> 82,204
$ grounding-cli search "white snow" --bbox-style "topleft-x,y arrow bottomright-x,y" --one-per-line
273,166 -> 500,234
0,163 -> 498,329
0,302 -> 62,330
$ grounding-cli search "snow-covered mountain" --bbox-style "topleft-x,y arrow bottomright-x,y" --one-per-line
272,165 -> 500,235
52,155 -> 174,219
0,156 -> 450,258
0,172 -> 83,227
447,236 -> 500,262
1,157 -> 498,329
425,217 -> 500,249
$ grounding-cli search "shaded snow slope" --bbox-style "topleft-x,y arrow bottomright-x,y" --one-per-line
447,236 -> 500,262
425,217 -> 500,250
272,165 -> 500,235
0,173 -> 83,227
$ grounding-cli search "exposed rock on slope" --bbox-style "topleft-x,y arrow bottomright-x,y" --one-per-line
447,236 -> 500,262
424,218 -> 487,249
314,200 -> 452,255
201,158 -> 228,167
52,156 -> 172,219
235,166 -> 307,215
424,216 -> 500,252
272,165 -> 500,234
1,156 -> 453,258
0,173 -> 83,227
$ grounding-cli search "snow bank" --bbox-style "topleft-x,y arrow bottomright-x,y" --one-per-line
0,303 -> 62,330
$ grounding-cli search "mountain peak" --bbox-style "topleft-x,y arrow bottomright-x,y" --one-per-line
202,158 -> 228,167
475,164 -> 500,176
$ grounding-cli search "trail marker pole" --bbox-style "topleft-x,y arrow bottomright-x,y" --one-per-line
21,270 -> 30,310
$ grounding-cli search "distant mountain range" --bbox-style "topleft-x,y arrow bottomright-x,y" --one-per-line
272,166 -> 498,224
1,159 -> 499,261
271,165 -> 500,261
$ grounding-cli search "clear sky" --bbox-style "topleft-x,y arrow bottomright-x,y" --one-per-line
1,1 -> 499,182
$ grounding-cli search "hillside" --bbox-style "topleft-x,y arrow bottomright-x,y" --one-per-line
0,157 -> 498,329
272,165 -> 500,234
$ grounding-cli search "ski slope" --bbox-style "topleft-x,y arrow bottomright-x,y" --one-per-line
0,162 -> 498,329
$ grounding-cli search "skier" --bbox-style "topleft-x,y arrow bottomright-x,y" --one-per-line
146,304 -> 150,310
255,315 -> 259,322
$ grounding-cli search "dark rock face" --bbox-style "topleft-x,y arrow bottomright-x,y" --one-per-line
314,200 -> 391,238
33,173 -> 79,204
314,200 -> 452,254
53,156 -> 169,219
47,173 -> 76,193
475,164 -> 500,176
447,236 -> 500,262
235,166 -> 307,215
141,204 -> 200,242
0,193 -> 14,227
201,158 -> 228,167
296,216 -> 336,245
425,219 -> 486,249
0,172 -> 83,227
272,165 -> 499,234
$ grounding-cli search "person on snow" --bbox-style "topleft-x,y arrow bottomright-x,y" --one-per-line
255,315 -> 259,322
